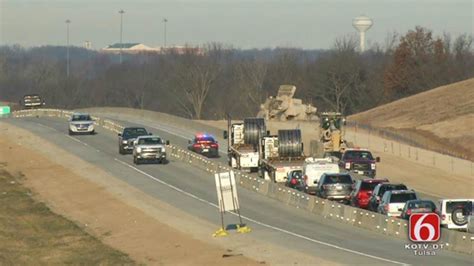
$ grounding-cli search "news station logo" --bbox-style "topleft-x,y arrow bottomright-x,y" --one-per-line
405,213 -> 443,256
409,213 -> 440,242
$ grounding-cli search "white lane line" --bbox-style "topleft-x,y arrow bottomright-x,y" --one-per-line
32,118 -> 407,265
114,158 -> 408,266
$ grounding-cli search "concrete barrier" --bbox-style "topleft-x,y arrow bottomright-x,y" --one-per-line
9,109 -> 473,255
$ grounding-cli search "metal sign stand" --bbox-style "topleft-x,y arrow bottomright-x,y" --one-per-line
213,170 -> 251,237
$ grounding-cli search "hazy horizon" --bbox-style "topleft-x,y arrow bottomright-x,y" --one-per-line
1,0 -> 473,49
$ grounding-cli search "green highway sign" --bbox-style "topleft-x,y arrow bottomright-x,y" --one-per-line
0,106 -> 11,115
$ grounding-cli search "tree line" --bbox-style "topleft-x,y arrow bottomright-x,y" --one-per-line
0,26 -> 472,119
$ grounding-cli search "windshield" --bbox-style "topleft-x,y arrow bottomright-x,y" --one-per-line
323,175 -> 352,184
343,151 -> 374,160
361,182 -> 380,191
72,114 -> 92,121
378,184 -> 407,196
124,128 -> 148,138
390,193 -> 417,203
445,201 -> 472,212
408,201 -> 436,210
138,137 -> 162,145
290,170 -> 303,179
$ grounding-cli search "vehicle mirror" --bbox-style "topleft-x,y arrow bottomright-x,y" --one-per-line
223,130 -> 228,139
376,157 -> 381,163
188,140 -> 192,144
149,132 -> 153,135
166,140 -> 170,145
118,133 -> 122,137
266,130 -> 270,136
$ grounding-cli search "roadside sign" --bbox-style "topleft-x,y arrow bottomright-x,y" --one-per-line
0,106 -> 10,115
213,170 -> 251,237
215,171 -> 239,212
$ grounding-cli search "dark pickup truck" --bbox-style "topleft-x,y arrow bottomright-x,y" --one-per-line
339,148 -> 380,178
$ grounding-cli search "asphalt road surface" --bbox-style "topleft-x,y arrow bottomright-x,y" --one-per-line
5,117 -> 472,265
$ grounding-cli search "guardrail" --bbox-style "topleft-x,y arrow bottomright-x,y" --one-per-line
9,109 -> 473,255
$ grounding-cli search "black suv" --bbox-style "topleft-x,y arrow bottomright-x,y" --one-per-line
367,183 -> 408,212
118,127 -> 149,154
316,173 -> 353,203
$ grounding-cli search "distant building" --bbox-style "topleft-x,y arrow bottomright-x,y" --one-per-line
101,43 -> 204,55
101,43 -> 161,54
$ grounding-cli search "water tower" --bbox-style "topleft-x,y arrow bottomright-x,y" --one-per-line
352,15 -> 373,52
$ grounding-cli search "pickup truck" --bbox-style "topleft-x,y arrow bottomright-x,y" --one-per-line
339,148 -> 380,178
118,127 -> 150,154
133,135 -> 170,164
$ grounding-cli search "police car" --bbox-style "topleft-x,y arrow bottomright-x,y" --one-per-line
188,133 -> 219,158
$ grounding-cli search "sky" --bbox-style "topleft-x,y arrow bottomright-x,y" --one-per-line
0,0 -> 473,49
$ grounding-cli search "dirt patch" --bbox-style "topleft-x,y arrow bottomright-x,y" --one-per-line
0,121 -> 335,265
0,168 -> 134,265
349,78 -> 474,160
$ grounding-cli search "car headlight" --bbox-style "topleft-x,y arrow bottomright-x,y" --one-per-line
345,162 -> 351,169
161,147 -> 166,153
371,163 -> 376,170
136,147 -> 142,153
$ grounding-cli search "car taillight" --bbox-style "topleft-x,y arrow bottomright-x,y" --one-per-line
193,144 -> 201,148
441,214 -> 446,220
211,143 -> 218,148
345,162 -> 351,169
290,178 -> 297,185
406,209 -> 412,216
303,175 -> 308,182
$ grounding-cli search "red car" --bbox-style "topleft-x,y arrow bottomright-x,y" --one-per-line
188,133 -> 219,158
350,178 -> 389,209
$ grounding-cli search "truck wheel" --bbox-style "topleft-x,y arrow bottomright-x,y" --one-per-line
119,146 -> 124,155
134,157 -> 140,165
68,130 -> 74,136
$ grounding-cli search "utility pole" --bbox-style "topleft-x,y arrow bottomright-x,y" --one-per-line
163,18 -> 168,48
119,9 -> 125,63
66,19 -> 71,78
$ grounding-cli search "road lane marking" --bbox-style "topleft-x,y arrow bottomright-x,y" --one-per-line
114,158 -> 408,266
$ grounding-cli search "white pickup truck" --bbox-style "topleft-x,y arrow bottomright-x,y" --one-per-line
133,135 -> 169,164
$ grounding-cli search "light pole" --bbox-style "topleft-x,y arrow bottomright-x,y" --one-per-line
66,19 -> 71,78
163,18 -> 168,49
119,9 -> 125,63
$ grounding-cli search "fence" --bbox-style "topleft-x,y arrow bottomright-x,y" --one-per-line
7,109 -> 474,255
345,122 -> 473,178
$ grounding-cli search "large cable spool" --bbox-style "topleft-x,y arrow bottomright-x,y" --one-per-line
244,117 -> 266,146
278,129 -> 303,157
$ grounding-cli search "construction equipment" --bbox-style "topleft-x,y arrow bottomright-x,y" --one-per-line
258,129 -> 306,183
257,85 -> 318,121
319,112 -> 348,156
224,117 -> 268,172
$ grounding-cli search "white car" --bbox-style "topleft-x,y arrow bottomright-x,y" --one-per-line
69,113 -> 95,135
302,157 -> 340,195
377,190 -> 418,217
438,199 -> 473,230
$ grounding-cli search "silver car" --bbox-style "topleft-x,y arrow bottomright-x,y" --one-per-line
133,135 -> 169,164
68,113 -> 95,135
316,173 -> 353,203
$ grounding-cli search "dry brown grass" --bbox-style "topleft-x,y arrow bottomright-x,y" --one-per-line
0,167 -> 135,265
349,78 -> 474,160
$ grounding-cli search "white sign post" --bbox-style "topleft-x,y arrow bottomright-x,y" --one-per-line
213,170 -> 251,237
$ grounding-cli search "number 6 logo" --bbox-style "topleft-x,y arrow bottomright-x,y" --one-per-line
409,213 -> 440,242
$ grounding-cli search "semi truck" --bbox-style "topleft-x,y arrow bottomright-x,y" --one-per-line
258,129 -> 306,183
223,117 -> 267,172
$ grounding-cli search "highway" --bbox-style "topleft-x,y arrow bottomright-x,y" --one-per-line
6,116 -> 472,265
